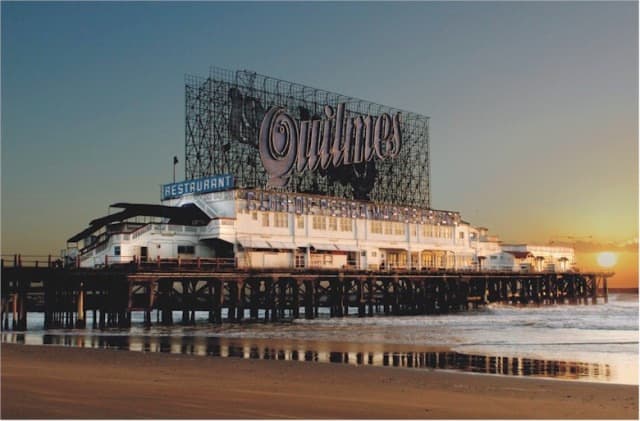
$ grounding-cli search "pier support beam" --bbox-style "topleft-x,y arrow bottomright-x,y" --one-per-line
76,285 -> 85,329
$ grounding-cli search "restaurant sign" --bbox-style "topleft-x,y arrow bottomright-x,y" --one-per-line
162,174 -> 234,200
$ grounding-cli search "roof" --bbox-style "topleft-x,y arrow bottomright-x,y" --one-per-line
68,203 -> 210,243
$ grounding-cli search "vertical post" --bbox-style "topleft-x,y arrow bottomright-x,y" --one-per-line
358,278 -> 365,317
181,280 -> 190,325
292,280 -> 300,319
236,280 -> 245,321
76,284 -> 86,329
367,278 -> 374,316
17,288 -> 27,331
603,275 -> 608,304
270,278 -> 279,322
392,274 -> 400,315
277,278 -> 288,319
304,280 -> 313,319
249,279 -> 259,320
2,298 -> 9,330
11,293 -> 18,330
212,279 -> 222,324
145,282 -> 154,327
99,290 -> 106,329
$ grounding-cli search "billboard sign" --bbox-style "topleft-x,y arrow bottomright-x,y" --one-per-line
259,103 -> 402,188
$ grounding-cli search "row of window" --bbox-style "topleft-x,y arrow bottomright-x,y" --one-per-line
255,211 -> 354,232
251,211 -> 457,239
370,221 -> 406,235
421,224 -> 454,239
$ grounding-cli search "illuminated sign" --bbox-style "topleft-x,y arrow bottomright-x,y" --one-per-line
162,174 -> 234,200
259,103 -> 402,188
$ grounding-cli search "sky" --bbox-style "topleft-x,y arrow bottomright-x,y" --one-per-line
1,2 -> 638,286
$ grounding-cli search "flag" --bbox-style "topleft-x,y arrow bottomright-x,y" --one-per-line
173,156 -> 179,165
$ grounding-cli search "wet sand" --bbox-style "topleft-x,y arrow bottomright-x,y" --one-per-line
1,343 -> 637,419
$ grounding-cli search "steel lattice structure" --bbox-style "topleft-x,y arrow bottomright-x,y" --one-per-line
185,67 -> 431,208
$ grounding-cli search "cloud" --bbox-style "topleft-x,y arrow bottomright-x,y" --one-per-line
550,238 -> 638,253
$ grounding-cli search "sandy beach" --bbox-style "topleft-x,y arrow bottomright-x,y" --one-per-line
1,343 -> 637,419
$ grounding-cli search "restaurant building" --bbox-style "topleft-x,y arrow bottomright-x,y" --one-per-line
67,67 -> 575,272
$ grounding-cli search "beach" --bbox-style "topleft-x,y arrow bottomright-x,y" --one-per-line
1,343 -> 637,419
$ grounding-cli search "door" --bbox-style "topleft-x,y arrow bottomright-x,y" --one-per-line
140,246 -> 148,262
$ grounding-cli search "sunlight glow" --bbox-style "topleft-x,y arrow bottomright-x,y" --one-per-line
596,252 -> 618,268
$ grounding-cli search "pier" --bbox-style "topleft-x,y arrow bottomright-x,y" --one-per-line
1,254 -> 610,331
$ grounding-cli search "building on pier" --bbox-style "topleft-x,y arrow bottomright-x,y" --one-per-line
66,67 -> 575,272
67,188 -> 575,272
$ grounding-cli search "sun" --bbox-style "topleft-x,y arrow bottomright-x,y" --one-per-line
596,251 -> 617,268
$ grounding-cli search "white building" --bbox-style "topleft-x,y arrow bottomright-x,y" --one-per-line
67,186 -> 576,273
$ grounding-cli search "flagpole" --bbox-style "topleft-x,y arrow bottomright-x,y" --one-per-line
173,156 -> 178,183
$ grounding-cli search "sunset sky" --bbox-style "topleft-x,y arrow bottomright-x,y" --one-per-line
2,2 -> 637,286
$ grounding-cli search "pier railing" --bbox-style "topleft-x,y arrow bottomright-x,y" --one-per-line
1,254 -> 237,271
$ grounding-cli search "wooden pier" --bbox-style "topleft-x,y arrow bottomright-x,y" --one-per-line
1,255 -> 610,331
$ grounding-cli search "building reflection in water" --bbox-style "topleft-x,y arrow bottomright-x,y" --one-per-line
2,332 -> 612,383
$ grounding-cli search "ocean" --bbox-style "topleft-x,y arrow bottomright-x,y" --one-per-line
2,293 -> 637,385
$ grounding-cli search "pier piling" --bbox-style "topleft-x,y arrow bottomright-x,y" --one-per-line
0,265 -> 613,331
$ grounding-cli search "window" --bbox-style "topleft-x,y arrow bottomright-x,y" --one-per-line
328,217 -> 338,231
296,215 -> 304,229
114,246 -> 121,256
340,218 -> 352,232
384,222 -> 392,235
262,212 -> 270,227
423,224 -> 435,238
312,215 -> 326,230
178,245 -> 195,254
370,221 -> 382,234
251,212 -> 258,221
274,213 -> 288,228
394,223 -> 405,235
459,232 -> 465,240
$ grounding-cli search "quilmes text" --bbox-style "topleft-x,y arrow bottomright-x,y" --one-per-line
259,103 -> 402,187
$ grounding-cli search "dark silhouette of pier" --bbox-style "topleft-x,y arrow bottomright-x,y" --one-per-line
1,254 -> 610,331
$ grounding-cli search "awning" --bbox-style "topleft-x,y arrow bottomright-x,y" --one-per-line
267,241 -> 296,249
504,251 -> 533,259
311,243 -> 338,251
334,244 -> 359,252
237,238 -> 271,249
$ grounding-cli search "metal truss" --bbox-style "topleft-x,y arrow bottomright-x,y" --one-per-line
185,66 -> 431,208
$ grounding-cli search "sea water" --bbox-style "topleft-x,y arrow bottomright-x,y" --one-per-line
2,293 -> 637,385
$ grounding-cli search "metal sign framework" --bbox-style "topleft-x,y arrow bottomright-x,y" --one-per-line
185,67 -> 431,208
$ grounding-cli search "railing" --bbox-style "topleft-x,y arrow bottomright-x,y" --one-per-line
1,252 -> 584,274
124,256 -> 237,271
1,254 -> 64,268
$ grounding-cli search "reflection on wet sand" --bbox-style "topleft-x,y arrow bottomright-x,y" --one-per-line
2,332 -> 611,383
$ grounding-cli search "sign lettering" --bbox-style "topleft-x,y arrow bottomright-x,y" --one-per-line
162,174 -> 234,200
259,104 -> 402,188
